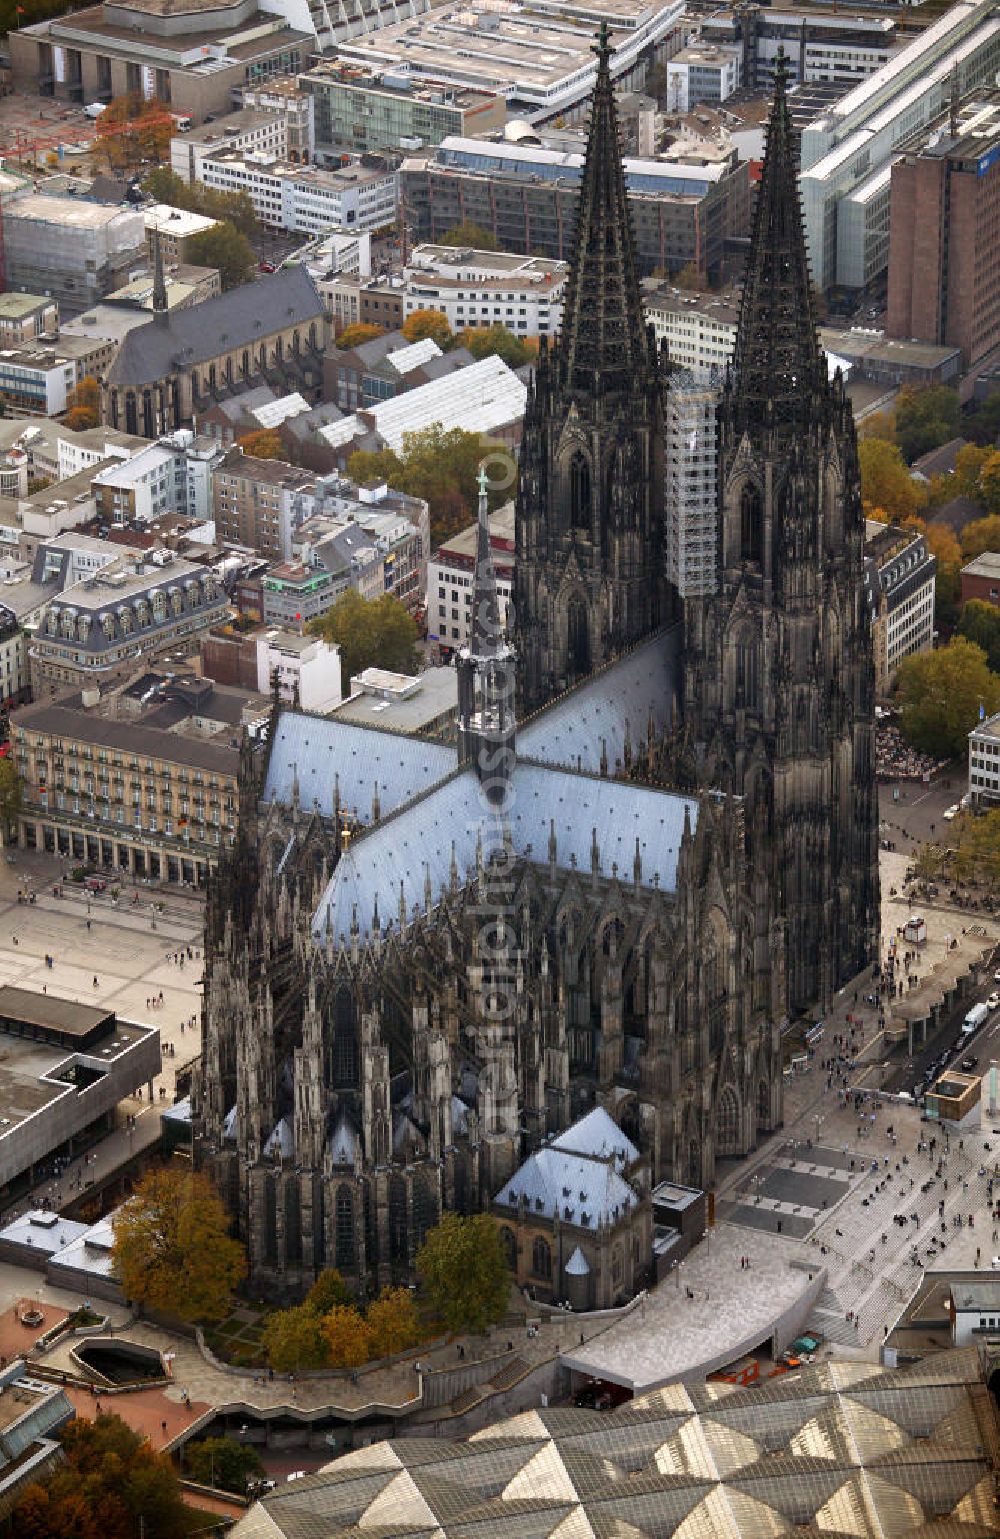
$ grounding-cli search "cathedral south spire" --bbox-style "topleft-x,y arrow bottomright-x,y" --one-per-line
458,468 -> 516,806
557,21 -> 649,401
730,49 -> 824,436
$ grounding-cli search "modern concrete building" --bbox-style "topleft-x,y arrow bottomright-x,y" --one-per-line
92,431 -> 224,526
2,196 -> 144,319
8,0 -> 311,127
0,345 -> 84,417
664,374 -> 719,599
969,708 -> 1000,809
403,245 -> 568,339
169,107 -> 288,186
199,150 -> 399,235
862,519 -> 936,697
666,43 -> 742,113
11,672 -> 267,881
697,5 -> 899,95
887,92 -> 1000,369
645,287 -> 739,378
401,131 -> 749,283
304,60 -> 505,159
427,501 -> 513,654
261,560 -> 341,627
799,0 -> 1000,291
0,294 -> 59,347
0,985 -> 159,1190
255,627 -> 342,711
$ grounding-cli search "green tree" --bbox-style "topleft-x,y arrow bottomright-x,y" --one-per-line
306,1267 -> 351,1313
186,220 -> 255,291
322,1304 -> 372,1369
367,1286 -> 421,1357
0,758 -> 23,842
961,512 -> 1000,562
439,220 -> 498,251
308,589 -> 418,688
455,324 -> 533,368
893,385 -> 961,463
261,1301 -> 330,1372
897,635 -> 1000,758
349,423 -> 511,546
858,437 -> 925,522
112,1166 -> 246,1323
965,386 -> 1000,447
143,167 -> 258,238
13,1412 -> 187,1539
958,598 -> 1000,672
402,308 -> 453,349
416,1212 -> 510,1334
184,1436 -> 265,1495
337,323 -> 386,350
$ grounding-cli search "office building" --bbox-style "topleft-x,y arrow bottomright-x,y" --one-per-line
0,1358 -> 73,1518
335,0 -> 685,123
92,432 -> 224,526
261,561 -> 341,627
664,375 -> 719,599
256,628 -> 342,712
863,519 -> 936,696
799,0 -> 1000,291
401,131 -> 749,283
213,449 -> 317,561
0,345 -> 86,417
170,108 -> 287,187
666,44 -> 741,114
296,481 -> 429,611
9,0 -> 311,126
198,151 -> 399,236
645,287 -> 739,378
427,501 -> 513,653
143,205 -> 219,265
404,245 -> 567,338
11,674 -> 267,882
0,294 -> 59,347
320,272 -> 405,335
969,707 -> 1000,808
3,196 -> 144,319
29,549 -> 230,692
698,6 -> 899,94
887,92 -> 1000,369
303,61 -> 505,159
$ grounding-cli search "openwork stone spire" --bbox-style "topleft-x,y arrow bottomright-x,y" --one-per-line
558,22 -> 648,399
730,50 -> 824,434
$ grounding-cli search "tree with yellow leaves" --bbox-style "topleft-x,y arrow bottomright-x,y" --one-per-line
322,1305 -> 372,1369
366,1287 -> 421,1358
112,1166 -> 246,1324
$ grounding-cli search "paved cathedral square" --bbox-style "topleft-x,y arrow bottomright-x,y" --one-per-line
192,40 -> 880,1298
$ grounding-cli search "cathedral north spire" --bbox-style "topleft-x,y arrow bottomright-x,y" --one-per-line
730,50 -> 824,434
557,21 -> 649,399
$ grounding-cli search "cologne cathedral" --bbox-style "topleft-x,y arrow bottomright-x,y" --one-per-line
192,39 -> 879,1299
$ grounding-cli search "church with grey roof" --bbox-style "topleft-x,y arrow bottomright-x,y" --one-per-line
192,41 -> 879,1301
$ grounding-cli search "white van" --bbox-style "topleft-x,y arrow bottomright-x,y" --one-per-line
83,102 -> 107,120
963,1002 -> 989,1035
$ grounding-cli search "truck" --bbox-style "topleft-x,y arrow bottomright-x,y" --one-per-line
962,1002 -> 989,1036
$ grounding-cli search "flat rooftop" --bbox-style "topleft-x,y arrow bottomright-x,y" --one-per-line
435,502 -> 516,564
0,293 -> 52,320
144,204 -> 219,239
4,195 -> 139,230
302,60 -> 500,110
0,1018 -> 148,1135
332,665 -> 457,732
0,984 -> 113,1047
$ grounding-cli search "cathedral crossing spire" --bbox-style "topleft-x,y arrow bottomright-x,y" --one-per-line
558,21 -> 648,399
730,49 -> 824,435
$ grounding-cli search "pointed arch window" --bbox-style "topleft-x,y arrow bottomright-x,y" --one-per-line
570,452 -> 591,531
740,483 -> 763,567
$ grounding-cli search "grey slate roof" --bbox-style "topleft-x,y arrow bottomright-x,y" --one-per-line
312,759 -> 699,942
518,626 -> 681,776
494,1141 -> 639,1226
551,1105 -> 639,1165
107,267 -> 324,389
262,708 -> 457,822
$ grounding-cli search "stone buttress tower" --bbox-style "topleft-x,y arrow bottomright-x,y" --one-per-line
514,23 -> 670,717
681,53 -> 879,1011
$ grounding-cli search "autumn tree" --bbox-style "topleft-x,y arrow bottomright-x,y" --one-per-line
308,589 -> 418,688
455,324 -> 534,369
416,1212 -> 510,1334
439,220 -> 498,251
367,1286 -> 421,1357
92,94 -> 173,171
402,308 -> 453,349
348,424 -> 511,546
261,1302 -> 330,1373
858,437 -> 925,522
673,261 -> 702,291
306,1267 -> 352,1313
896,635 -> 1000,759
13,1412 -> 187,1539
184,1436 -> 265,1495
64,376 -> 100,431
922,519 -> 962,628
952,442 -> 992,502
186,220 -> 255,291
337,322 -> 386,349
112,1165 -> 246,1323
954,808 -> 1000,887
980,451 -> 1000,516
143,165 -> 258,238
0,759 -> 23,844
961,512 -> 1000,563
237,429 -> 286,461
322,1304 -> 372,1369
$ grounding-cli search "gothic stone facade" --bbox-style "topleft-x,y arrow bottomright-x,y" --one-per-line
192,42 -> 877,1298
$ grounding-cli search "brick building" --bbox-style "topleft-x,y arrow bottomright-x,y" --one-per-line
887,93 -> 1000,369
961,551 -> 1000,608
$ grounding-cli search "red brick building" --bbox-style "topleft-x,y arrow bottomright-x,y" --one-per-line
960,551 -> 1000,608
887,96 -> 1000,369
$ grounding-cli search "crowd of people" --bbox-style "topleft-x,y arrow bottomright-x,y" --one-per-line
875,722 -> 948,782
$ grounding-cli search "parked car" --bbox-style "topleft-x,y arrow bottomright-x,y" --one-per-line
987,992 -> 1000,1010
962,1057 -> 979,1071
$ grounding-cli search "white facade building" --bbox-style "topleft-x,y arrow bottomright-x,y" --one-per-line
664,375 -> 719,599
645,290 -> 739,379
863,519 -> 936,696
427,502 -> 514,652
92,432 -> 224,525
255,628 -> 342,713
666,45 -> 741,114
969,713 -> 1000,809
169,109 -> 287,187
404,246 -> 568,338
199,151 -> 399,235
